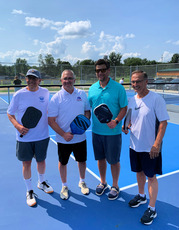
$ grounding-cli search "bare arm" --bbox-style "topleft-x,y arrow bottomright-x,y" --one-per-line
7,113 -> 29,135
84,110 -> 91,119
107,106 -> 127,129
150,120 -> 168,159
48,117 -> 73,142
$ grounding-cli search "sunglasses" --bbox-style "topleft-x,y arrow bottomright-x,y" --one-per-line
95,68 -> 107,73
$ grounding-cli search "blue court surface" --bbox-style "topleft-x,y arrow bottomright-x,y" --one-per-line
0,92 -> 179,230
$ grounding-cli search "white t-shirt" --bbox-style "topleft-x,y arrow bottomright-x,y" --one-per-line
7,86 -> 49,142
119,79 -> 124,84
48,87 -> 90,144
128,91 -> 169,152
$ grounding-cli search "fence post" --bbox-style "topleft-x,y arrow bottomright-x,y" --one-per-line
8,87 -> 10,104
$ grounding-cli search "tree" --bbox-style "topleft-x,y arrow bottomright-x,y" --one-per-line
123,57 -> 143,66
79,59 -> 95,65
14,58 -> 29,77
38,54 -> 56,77
170,53 -> 179,63
109,52 -> 122,66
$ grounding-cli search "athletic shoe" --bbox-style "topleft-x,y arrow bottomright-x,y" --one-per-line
78,182 -> 89,195
128,194 -> 147,208
26,190 -> 37,207
37,181 -> 54,194
60,186 -> 69,200
141,208 -> 157,225
95,183 -> 108,196
108,186 -> 120,200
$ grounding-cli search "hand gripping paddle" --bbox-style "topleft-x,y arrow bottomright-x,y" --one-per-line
94,103 -> 113,123
70,114 -> 91,135
20,106 -> 42,137
123,108 -> 132,131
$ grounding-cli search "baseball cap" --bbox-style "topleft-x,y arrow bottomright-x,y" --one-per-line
26,69 -> 41,79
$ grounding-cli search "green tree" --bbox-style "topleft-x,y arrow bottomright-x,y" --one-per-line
14,58 -> 29,76
79,59 -> 95,65
170,53 -> 179,63
109,52 -> 122,66
123,57 -> 143,66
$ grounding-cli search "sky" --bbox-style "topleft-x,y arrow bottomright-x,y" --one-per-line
0,0 -> 178,65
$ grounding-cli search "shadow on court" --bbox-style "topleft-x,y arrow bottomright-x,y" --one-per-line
19,189 -> 179,230
0,100 -> 179,230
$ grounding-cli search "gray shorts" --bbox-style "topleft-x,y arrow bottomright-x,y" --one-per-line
16,138 -> 50,162
92,133 -> 122,164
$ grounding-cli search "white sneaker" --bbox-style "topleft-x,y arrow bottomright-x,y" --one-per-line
26,190 -> 37,207
78,182 -> 89,195
60,186 -> 69,200
37,181 -> 54,194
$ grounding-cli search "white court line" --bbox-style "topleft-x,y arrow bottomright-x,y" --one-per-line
120,169 -> 179,191
0,97 -> 9,104
50,137 -> 101,183
50,136 -> 179,190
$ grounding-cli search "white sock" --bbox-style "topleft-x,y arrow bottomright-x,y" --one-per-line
79,178 -> 85,183
148,205 -> 155,211
139,193 -> 145,198
38,173 -> 45,183
62,182 -> 68,187
24,178 -> 33,191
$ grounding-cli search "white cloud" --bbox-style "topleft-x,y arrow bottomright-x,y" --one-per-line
122,52 -> 141,59
165,40 -> 179,45
0,50 -> 37,63
99,31 -> 135,43
82,41 -> 98,53
173,40 -> 179,45
81,41 -> 101,60
125,33 -> 135,39
25,17 -> 92,39
62,55 -> 81,65
112,43 -> 124,52
57,20 -> 93,39
25,17 -> 56,29
33,39 -> 39,46
12,9 -> 27,15
165,40 -> 172,44
99,31 -> 123,43
159,51 -> 173,62
39,37 -> 67,57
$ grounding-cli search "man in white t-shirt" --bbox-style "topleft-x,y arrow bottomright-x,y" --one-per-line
7,69 -> 53,207
119,77 -> 124,84
48,70 -> 91,200
122,70 -> 169,225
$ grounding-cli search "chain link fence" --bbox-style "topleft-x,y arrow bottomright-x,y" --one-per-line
0,62 -> 179,88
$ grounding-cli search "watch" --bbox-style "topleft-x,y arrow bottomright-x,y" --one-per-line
115,119 -> 119,124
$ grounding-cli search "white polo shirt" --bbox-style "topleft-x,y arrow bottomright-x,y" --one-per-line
48,87 -> 90,144
7,86 -> 49,142
128,91 -> 169,152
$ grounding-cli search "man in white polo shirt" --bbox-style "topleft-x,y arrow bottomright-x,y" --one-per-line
48,69 -> 91,200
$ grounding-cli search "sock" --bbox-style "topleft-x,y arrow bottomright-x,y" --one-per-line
79,178 -> 85,183
139,193 -> 145,198
62,182 -> 68,187
24,178 -> 33,191
148,205 -> 155,211
38,173 -> 45,183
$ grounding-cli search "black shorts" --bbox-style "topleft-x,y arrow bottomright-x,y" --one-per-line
16,138 -> 49,162
130,148 -> 162,178
57,140 -> 87,165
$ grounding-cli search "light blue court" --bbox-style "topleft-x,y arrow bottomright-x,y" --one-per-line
0,91 -> 179,230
